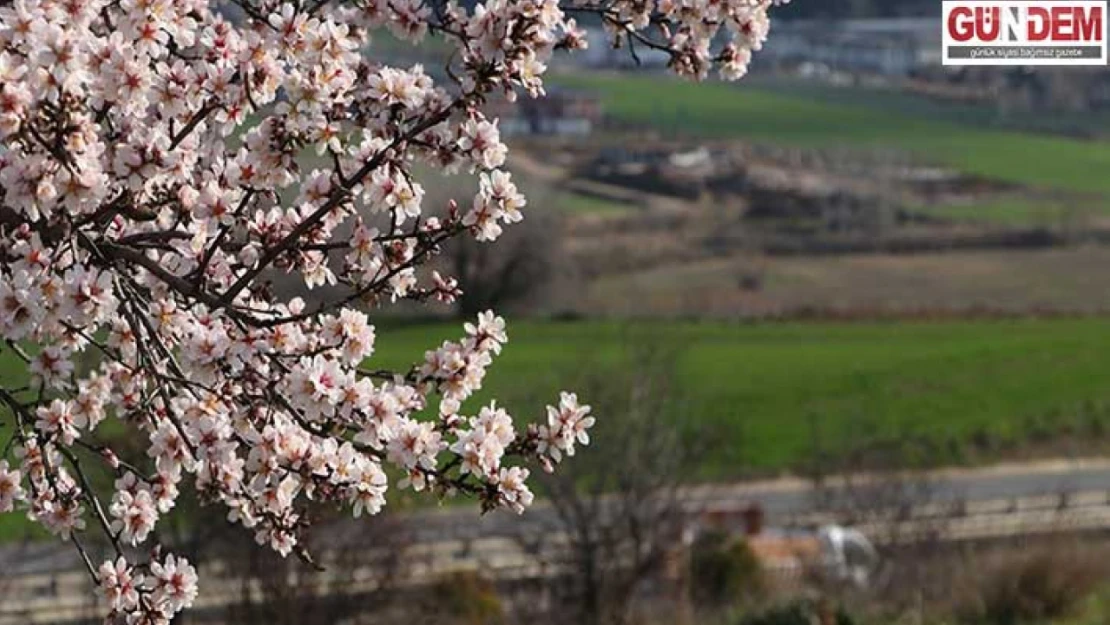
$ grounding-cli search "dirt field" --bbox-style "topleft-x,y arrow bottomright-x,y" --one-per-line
580,246 -> 1110,318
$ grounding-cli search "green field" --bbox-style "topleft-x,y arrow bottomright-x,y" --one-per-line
914,198 -> 1080,226
557,192 -> 637,216
375,317 -> 1110,475
552,73 -> 1110,195
746,76 -> 1110,140
5,317 -> 1110,485
5,317 -> 1110,540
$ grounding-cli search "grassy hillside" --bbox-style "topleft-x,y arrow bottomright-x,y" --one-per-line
914,198 -> 1073,226
4,317 -> 1110,481
552,73 -> 1110,194
376,317 -> 1110,475
4,317 -> 1110,540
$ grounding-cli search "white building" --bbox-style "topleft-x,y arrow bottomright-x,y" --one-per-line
764,18 -> 942,76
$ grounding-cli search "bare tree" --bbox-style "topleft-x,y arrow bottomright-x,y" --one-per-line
448,208 -> 562,319
806,442 -> 955,614
210,513 -> 412,625
424,177 -> 566,319
520,339 -> 698,625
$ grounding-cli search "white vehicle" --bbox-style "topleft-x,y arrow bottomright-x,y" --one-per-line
694,505 -> 881,589
816,525 -> 881,588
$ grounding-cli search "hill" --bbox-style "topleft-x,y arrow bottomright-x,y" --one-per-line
777,0 -> 939,19
375,317 -> 1110,476
551,73 -> 1110,195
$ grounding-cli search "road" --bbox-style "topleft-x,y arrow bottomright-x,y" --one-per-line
6,458 -> 1110,624
407,458 -> 1110,541
6,458 -> 1110,574
701,458 -> 1110,516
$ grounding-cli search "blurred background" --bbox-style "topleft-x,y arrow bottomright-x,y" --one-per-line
9,2 -> 1110,624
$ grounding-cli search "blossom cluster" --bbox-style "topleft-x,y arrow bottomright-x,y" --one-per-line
0,0 -> 780,620
99,554 -> 199,621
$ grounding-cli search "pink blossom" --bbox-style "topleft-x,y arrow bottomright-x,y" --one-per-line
98,557 -> 143,613
149,554 -> 199,615
0,0 -> 784,617
0,461 -> 23,513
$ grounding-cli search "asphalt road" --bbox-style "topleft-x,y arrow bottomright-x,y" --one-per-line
397,458 -> 1110,544
701,458 -> 1110,517
7,459 -> 1110,574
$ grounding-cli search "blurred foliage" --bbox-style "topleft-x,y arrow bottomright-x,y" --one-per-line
735,599 -> 857,625
956,546 -> 1109,625
429,572 -> 506,625
690,530 -> 766,607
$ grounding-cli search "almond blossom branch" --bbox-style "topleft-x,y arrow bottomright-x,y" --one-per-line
0,0 -> 783,619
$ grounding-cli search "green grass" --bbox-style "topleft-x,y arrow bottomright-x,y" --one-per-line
0,510 -> 45,543
1054,588 -> 1110,625
552,73 -> 1110,194
745,76 -> 1110,139
914,198 -> 1079,226
374,317 -> 1110,476
7,317 -> 1110,541
557,192 -> 637,216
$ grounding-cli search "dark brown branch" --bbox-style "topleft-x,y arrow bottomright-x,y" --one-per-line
218,100 -> 468,308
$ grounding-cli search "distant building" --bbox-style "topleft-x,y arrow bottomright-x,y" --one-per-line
765,18 -> 942,76
485,88 -> 602,137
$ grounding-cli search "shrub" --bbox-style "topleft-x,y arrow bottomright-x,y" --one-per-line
690,530 -> 766,607
957,543 -> 1110,625
428,572 -> 505,625
735,599 -> 858,625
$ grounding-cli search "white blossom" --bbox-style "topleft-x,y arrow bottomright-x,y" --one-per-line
0,0 -> 784,617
